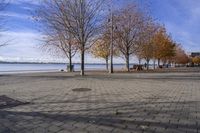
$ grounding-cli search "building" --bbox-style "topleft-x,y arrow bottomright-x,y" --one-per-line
191,52 -> 200,57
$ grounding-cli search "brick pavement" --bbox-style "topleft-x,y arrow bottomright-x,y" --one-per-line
0,72 -> 199,133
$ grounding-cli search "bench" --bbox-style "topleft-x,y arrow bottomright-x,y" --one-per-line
131,65 -> 143,71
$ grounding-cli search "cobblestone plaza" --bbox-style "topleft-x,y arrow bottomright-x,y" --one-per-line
0,72 -> 200,133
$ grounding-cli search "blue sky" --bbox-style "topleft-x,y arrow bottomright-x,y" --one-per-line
0,0 -> 199,63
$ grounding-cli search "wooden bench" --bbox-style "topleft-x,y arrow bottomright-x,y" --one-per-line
131,65 -> 143,71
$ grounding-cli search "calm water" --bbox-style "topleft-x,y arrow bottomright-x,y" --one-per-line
0,63 -> 127,74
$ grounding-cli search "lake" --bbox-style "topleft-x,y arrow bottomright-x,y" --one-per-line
0,63 -> 127,74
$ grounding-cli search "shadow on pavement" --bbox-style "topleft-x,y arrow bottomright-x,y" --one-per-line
0,99 -> 199,132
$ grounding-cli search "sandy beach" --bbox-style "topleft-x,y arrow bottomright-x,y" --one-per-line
0,68 -> 200,133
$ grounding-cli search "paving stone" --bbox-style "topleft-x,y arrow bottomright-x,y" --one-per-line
0,72 -> 199,133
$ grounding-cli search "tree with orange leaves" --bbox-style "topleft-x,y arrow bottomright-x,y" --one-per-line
173,45 -> 189,65
152,26 -> 176,66
91,30 -> 118,70
91,40 -> 110,70
192,56 -> 200,66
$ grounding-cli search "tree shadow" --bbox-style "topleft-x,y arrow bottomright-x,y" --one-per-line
0,95 -> 29,109
0,97 -> 199,132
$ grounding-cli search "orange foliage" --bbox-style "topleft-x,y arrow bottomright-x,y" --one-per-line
192,56 -> 200,64
152,27 -> 176,62
173,46 -> 189,64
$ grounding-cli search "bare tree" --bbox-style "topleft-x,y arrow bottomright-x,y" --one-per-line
43,31 -> 78,72
137,19 -> 158,70
114,5 -> 144,71
39,0 -> 105,75
38,0 -> 79,72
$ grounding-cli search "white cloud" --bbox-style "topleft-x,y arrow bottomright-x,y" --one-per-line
1,31 -> 42,39
0,11 -> 35,21
10,0 -> 41,6
0,31 -> 128,63
0,31 -> 44,60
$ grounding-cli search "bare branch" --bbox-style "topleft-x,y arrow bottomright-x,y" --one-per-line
38,0 -> 106,75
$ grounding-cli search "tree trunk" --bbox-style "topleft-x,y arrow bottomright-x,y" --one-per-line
80,49 -> 84,76
147,59 -> 150,70
69,50 -> 73,72
158,58 -> 160,67
138,58 -> 141,65
163,62 -> 166,68
106,57 -> 108,71
126,54 -> 130,72
153,59 -> 156,70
